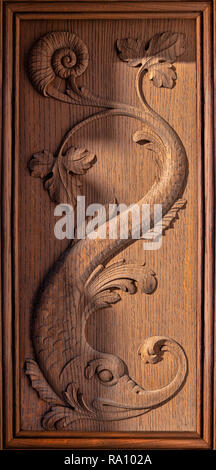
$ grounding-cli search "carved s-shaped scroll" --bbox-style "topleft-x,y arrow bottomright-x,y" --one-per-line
25,30 -> 188,429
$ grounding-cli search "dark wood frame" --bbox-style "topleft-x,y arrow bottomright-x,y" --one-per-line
0,0 -> 215,449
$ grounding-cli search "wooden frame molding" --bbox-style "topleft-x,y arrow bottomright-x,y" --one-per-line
1,0 -> 215,449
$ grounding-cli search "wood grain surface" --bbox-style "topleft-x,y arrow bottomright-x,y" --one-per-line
18,18 -> 197,432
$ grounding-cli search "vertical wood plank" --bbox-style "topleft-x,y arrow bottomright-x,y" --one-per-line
19,17 -> 197,433
196,13 -> 203,438
203,4 -> 215,447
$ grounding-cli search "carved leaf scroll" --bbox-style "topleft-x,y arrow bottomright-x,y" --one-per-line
116,32 -> 185,66
85,259 -> 157,313
145,32 -> 186,62
146,61 -> 177,89
28,150 -> 54,179
42,406 -> 77,430
28,146 -> 97,206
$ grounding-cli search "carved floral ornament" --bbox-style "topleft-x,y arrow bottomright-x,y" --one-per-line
25,30 -> 188,429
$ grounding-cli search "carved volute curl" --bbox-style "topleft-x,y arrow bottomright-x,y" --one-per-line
26,30 -> 189,429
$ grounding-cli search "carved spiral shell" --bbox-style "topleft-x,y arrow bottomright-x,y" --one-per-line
28,31 -> 89,96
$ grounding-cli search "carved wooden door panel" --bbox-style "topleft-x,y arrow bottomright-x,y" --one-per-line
1,1 -> 215,449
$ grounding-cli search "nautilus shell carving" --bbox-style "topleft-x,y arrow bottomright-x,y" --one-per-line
25,30 -> 188,429
28,31 -> 89,96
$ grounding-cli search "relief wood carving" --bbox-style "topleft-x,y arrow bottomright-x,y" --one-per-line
25,31 -> 188,429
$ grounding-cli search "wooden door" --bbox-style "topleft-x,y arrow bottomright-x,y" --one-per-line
1,0 -> 215,449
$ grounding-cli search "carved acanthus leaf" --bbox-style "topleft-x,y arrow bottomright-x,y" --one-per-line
116,32 -> 185,89
25,359 -> 64,405
42,406 -> 77,430
42,382 -> 96,429
145,32 -> 186,63
85,259 -> 157,312
91,290 -> 123,308
133,128 -> 165,159
63,146 -> 97,175
145,60 -> 177,89
28,146 -> 97,206
28,150 -> 54,178
64,383 -> 95,415
117,32 -> 185,66
25,359 -> 97,428
116,37 -> 146,67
